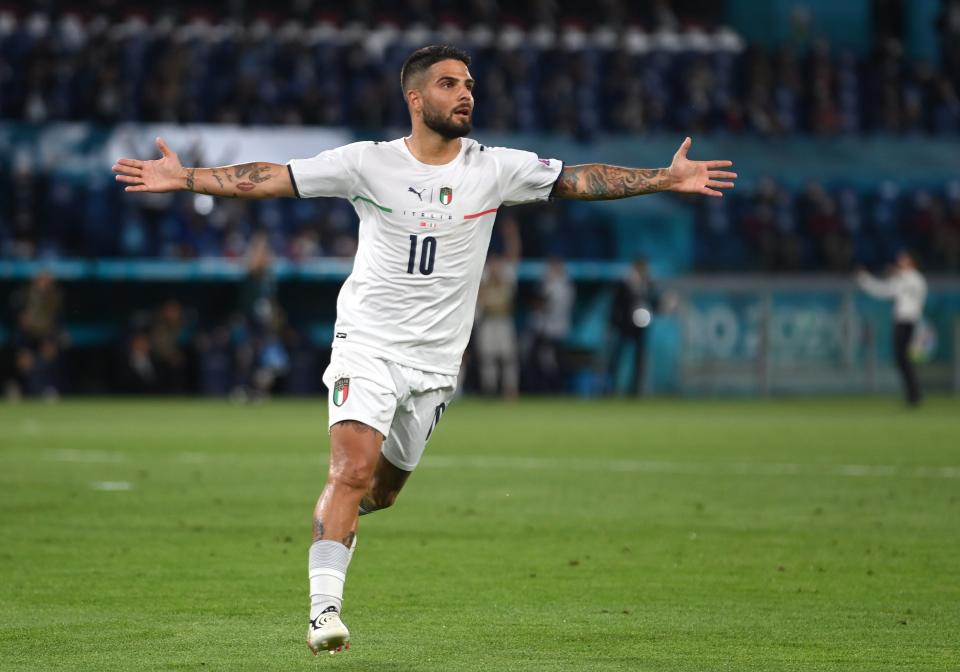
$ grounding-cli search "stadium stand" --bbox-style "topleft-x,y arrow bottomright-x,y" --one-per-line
2,2 -> 960,397
1,4 -> 959,271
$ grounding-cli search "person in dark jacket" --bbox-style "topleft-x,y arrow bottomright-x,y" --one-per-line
608,259 -> 661,395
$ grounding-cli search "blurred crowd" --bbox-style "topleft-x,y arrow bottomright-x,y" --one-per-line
0,247 -> 570,400
3,1 -> 960,397
2,3 -> 959,135
0,159 -> 615,262
2,235 -> 320,399
5,271 -> 67,399
4,225 -> 673,399
697,179 -> 960,272
5,153 -> 959,272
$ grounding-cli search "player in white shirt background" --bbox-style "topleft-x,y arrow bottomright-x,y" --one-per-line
856,250 -> 928,406
112,44 -> 738,655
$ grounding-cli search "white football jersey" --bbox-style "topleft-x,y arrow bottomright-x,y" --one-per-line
288,137 -> 562,374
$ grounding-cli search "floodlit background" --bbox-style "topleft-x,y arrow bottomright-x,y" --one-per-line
3,0 -> 958,401
2,3 -> 959,671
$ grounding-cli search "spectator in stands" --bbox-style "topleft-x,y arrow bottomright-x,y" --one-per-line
608,258 -> 660,396
934,183 -> 960,270
522,257 -> 575,393
2,9 -> 957,136
476,217 -> 521,399
8,272 -> 67,399
150,299 -> 188,393
803,182 -> 852,271
234,232 -> 289,400
121,329 -> 158,394
1,9 -> 959,276
938,0 -> 960,86
740,177 -> 780,270
856,250 -> 927,406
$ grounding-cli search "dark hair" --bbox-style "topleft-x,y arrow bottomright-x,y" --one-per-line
400,45 -> 471,93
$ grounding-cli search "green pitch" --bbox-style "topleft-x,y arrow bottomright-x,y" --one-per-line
1,397 -> 958,671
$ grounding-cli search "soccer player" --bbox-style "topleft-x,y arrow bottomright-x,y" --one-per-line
112,44 -> 737,655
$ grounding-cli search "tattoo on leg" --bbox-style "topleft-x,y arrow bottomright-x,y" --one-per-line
332,420 -> 384,440
341,531 -> 356,549
312,519 -> 324,542
359,495 -> 377,515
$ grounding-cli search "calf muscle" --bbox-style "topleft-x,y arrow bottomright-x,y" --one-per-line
313,420 -> 384,546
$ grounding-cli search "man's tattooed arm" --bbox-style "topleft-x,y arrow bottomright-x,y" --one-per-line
551,140 -> 738,200
181,162 -> 295,199
551,164 -> 672,201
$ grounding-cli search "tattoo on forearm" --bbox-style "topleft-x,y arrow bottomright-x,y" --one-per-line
185,168 -> 196,192
210,169 -> 225,190
313,519 -> 324,542
232,163 -> 273,192
552,164 -> 669,200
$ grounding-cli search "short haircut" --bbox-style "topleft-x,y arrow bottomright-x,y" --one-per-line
400,45 -> 471,93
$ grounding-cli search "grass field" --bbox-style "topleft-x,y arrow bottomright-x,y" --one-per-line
1,397 -> 958,671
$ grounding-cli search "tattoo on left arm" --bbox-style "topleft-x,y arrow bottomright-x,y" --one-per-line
552,164 -> 670,201
233,163 -> 274,192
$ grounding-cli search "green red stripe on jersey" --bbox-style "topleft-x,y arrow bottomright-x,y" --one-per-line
463,208 -> 498,220
352,195 -> 392,213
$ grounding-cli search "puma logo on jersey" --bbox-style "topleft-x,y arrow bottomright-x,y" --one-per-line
408,187 -> 426,201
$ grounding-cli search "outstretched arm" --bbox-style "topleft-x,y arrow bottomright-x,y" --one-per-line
112,137 -> 295,199
552,137 -> 736,201
855,270 -> 897,299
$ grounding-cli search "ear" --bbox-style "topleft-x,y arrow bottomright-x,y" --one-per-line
406,88 -> 422,114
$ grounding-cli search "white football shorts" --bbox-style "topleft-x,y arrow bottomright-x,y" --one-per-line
322,346 -> 458,471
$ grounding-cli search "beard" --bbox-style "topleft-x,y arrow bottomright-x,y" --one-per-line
422,103 -> 472,139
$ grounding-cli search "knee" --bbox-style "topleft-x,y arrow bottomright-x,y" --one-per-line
327,421 -> 384,492
328,456 -> 378,492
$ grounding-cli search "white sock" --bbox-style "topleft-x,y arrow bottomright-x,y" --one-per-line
347,534 -> 358,563
308,540 -> 350,619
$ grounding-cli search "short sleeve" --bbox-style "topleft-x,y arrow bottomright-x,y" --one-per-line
286,142 -> 368,199
491,147 -> 563,206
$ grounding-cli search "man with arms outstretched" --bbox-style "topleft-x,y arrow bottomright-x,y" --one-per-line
113,44 -> 737,655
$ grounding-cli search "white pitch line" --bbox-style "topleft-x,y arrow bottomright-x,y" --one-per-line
46,449 -> 128,463
38,449 -> 960,480
91,481 -> 132,491
420,455 -> 960,479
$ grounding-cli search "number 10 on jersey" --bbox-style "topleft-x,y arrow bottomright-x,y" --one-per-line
407,234 -> 437,275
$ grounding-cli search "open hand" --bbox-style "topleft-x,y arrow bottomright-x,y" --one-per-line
113,137 -> 186,193
667,137 -> 737,198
